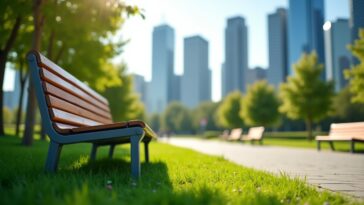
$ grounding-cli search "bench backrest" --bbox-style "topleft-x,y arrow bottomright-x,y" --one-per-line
247,126 -> 265,140
31,51 -> 113,133
230,128 -> 243,140
329,122 -> 364,140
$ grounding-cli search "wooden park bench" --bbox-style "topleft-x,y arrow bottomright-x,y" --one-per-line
27,51 -> 157,178
227,128 -> 243,141
241,126 -> 265,144
315,122 -> 364,153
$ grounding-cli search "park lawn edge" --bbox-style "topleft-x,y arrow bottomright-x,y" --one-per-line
0,135 -> 362,205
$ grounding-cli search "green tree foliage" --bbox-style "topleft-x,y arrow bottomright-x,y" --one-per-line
102,64 -> 145,122
241,80 -> 280,127
161,102 -> 192,132
345,29 -> 364,103
192,101 -> 220,131
148,113 -> 161,132
20,0 -> 141,145
0,0 -> 32,135
279,52 -> 334,140
3,107 -> 14,124
216,91 -> 244,129
333,87 -> 364,122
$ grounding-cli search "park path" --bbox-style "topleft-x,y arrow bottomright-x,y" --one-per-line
162,137 -> 364,198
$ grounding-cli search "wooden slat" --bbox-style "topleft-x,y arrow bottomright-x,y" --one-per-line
46,94 -> 112,124
50,108 -> 102,127
53,123 -> 78,134
40,68 -> 110,112
36,52 -> 109,105
71,122 -> 128,133
43,82 -> 112,120
331,122 -> 364,129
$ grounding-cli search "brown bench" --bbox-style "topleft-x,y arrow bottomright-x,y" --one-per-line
241,126 -> 265,144
27,51 -> 157,178
316,122 -> 364,153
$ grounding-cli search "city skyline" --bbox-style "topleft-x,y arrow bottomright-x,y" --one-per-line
118,0 -> 349,102
3,0 -> 352,103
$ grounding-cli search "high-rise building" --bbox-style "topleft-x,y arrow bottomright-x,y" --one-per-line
171,74 -> 181,102
288,0 -> 325,78
131,74 -> 146,104
349,0 -> 364,64
222,16 -> 248,97
181,36 -> 211,108
324,19 -> 351,92
149,24 -> 175,113
267,8 -> 288,89
246,67 -> 267,86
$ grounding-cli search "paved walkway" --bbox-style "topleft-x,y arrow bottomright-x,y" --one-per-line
162,138 -> 364,198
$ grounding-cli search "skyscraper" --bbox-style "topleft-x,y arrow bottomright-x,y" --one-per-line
149,24 -> 175,113
288,0 -> 325,77
267,8 -> 288,89
222,16 -> 248,97
349,0 -> 364,64
132,74 -> 146,104
246,67 -> 267,86
181,36 -> 211,108
324,19 -> 351,92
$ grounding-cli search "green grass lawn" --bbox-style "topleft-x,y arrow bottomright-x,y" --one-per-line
0,135 -> 362,205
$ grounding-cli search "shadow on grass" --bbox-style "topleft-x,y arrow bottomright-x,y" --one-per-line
55,157 -> 231,205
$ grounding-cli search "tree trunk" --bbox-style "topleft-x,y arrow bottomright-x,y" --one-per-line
15,61 -> 28,137
0,16 -> 22,136
306,119 -> 313,141
22,0 -> 44,146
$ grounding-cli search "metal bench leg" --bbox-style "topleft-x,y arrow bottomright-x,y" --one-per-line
109,144 -> 116,159
45,141 -> 63,172
317,141 -> 321,151
350,141 -> 355,153
130,135 -> 143,179
144,141 -> 150,163
329,141 -> 335,151
90,144 -> 98,161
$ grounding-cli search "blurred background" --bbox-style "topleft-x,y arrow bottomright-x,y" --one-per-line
2,0 -> 364,143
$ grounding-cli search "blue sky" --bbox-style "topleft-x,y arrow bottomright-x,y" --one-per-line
4,0 -> 349,101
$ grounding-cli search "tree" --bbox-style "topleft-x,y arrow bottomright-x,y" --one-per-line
241,80 -> 280,127
0,0 -> 31,136
192,101 -> 220,131
216,91 -> 244,129
3,107 -> 14,125
102,64 -> 145,122
21,0 -> 141,145
333,87 -> 364,122
345,29 -> 364,103
148,113 -> 161,132
161,102 -> 192,133
279,52 -> 334,140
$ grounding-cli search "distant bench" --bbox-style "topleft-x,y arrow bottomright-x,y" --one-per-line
315,122 -> 364,153
221,127 -> 265,144
27,51 -> 157,178
241,126 -> 265,144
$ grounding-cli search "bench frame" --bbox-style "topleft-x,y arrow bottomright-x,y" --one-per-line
28,52 -> 151,178
317,138 -> 363,153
